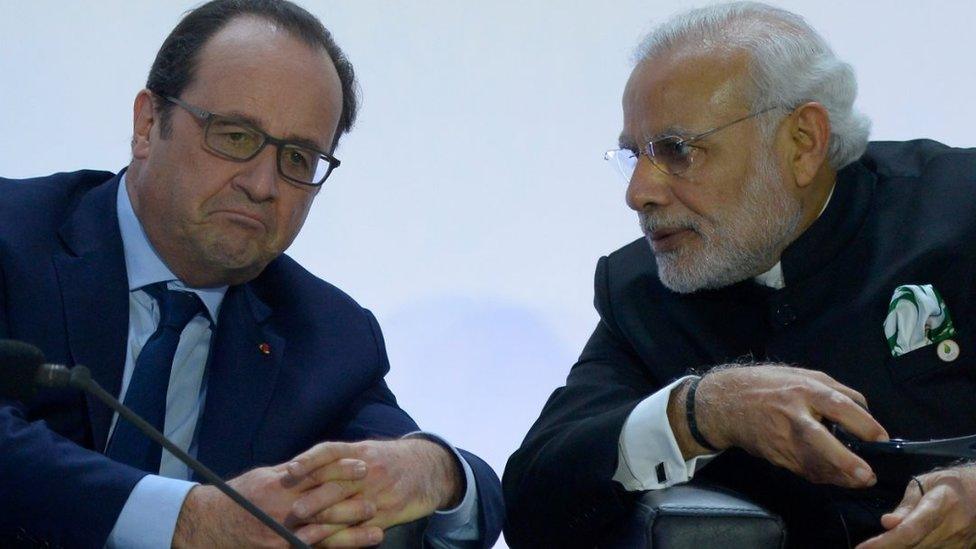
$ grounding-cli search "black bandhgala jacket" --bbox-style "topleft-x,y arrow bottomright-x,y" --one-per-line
504,139 -> 976,548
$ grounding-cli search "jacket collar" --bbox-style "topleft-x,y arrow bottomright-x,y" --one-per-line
780,160 -> 877,288
53,172 -> 131,450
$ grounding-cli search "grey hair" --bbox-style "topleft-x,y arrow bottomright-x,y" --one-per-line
634,2 -> 871,170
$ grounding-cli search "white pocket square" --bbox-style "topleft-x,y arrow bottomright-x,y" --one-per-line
883,284 -> 955,357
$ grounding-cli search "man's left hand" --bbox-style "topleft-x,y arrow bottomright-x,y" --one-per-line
284,438 -> 463,547
857,464 -> 976,548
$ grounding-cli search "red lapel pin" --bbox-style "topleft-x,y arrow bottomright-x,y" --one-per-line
258,342 -> 271,356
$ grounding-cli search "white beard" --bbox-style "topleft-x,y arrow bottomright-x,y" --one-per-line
640,150 -> 803,293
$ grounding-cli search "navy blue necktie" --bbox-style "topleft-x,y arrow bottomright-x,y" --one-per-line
107,282 -> 204,473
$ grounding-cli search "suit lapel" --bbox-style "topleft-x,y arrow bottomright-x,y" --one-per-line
49,172 -> 286,474
195,284 -> 284,479
52,174 -> 129,451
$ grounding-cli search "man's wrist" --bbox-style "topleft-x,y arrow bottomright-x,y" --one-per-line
694,372 -> 731,450
686,377 -> 721,452
407,439 -> 463,510
667,378 -> 701,457
401,434 -> 466,510
667,376 -> 726,457
430,441 -> 464,509
173,485 -> 217,548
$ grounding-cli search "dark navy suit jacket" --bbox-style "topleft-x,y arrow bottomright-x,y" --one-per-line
0,170 -> 503,547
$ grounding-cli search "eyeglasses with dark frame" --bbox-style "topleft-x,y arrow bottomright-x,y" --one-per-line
604,106 -> 783,181
157,94 -> 341,187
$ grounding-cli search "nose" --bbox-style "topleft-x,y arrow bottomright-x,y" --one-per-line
625,155 -> 673,212
233,145 -> 280,202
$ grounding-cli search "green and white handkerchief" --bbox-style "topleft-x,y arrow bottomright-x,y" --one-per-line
884,284 -> 956,357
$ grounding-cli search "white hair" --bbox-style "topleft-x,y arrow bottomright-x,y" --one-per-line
634,1 -> 871,170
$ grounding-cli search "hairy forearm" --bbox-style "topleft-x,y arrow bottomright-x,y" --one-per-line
666,363 -> 760,460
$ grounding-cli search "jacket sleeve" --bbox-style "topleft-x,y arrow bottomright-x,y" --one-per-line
0,262 -> 6,340
0,248 -> 148,548
0,400 -> 149,547
503,256 -> 657,548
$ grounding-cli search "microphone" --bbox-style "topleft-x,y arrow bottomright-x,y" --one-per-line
0,339 -> 63,400
0,339 -> 310,549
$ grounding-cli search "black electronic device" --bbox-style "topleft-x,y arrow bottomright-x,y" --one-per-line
831,423 -> 976,460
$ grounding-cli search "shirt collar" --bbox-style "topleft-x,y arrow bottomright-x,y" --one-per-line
753,261 -> 785,289
116,173 -> 227,321
753,183 -> 836,290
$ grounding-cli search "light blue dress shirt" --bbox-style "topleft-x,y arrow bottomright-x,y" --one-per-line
108,175 -> 479,547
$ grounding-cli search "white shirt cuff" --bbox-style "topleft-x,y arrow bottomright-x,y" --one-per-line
613,376 -> 720,491
106,474 -> 198,548
403,431 -> 480,541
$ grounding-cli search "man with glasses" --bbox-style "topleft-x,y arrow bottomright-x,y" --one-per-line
0,1 -> 502,547
505,3 -> 976,547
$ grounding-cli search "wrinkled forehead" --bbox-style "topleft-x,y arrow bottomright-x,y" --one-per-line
621,48 -> 752,143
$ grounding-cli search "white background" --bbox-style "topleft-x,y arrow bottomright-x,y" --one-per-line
2,2 -> 973,544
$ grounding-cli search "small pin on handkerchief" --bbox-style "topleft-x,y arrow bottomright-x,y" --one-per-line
883,284 -> 956,358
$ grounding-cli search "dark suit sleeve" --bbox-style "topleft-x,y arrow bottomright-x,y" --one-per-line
0,262 -> 7,339
0,250 -> 147,547
503,256 -> 656,548
335,310 -> 504,549
0,403 -> 148,548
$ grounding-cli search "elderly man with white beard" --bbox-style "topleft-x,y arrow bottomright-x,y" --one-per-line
503,2 -> 976,548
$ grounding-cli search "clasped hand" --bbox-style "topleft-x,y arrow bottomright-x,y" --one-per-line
175,438 -> 461,548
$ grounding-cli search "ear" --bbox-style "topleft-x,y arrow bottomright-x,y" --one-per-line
131,89 -> 156,160
786,101 -> 831,188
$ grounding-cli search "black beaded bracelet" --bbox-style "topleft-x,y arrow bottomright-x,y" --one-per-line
686,376 -> 720,452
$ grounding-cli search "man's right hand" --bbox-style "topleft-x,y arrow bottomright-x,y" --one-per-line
670,364 -> 889,488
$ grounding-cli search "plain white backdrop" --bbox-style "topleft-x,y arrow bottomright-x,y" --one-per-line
2,2 -> 974,544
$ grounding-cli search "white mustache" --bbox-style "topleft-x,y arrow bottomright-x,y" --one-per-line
638,211 -> 701,235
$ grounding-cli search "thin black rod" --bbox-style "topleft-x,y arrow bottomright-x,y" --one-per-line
75,367 -> 309,549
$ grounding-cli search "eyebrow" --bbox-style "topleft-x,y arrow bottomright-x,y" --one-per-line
221,110 -> 329,153
618,122 -> 701,149
652,125 -> 697,140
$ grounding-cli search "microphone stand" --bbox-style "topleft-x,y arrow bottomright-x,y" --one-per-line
69,366 -> 310,549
